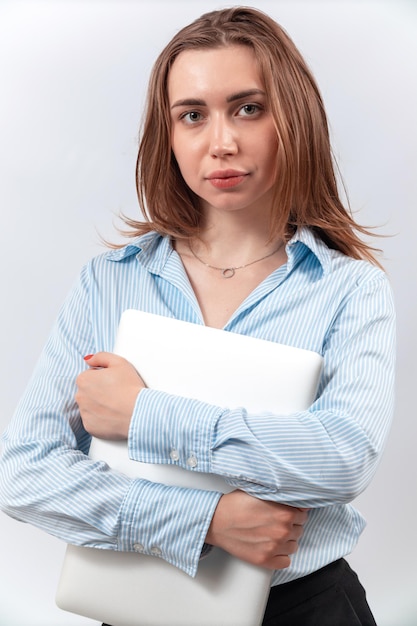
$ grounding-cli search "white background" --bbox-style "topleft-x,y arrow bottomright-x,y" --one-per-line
0,1 -> 416,624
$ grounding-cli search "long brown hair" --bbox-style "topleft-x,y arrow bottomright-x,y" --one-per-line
121,7 -> 381,265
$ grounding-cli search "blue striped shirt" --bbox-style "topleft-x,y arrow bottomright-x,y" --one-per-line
0,227 -> 396,584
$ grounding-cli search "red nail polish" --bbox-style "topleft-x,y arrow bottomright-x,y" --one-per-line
84,354 -> 94,361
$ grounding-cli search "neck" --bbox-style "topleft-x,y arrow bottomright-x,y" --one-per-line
196,208 -> 277,260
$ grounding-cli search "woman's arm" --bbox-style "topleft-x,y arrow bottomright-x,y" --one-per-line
125,271 -> 395,508
0,262 -> 306,576
0,266 -> 221,577
75,352 -> 309,569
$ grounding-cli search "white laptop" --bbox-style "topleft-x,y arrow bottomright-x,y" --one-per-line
56,310 -> 323,626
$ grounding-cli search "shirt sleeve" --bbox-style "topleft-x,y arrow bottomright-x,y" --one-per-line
0,263 -> 221,577
128,272 -> 396,508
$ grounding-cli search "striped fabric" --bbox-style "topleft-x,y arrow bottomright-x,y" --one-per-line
0,227 -> 395,584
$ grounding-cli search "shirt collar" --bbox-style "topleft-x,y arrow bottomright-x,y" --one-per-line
287,227 -> 333,276
105,232 -> 172,273
105,227 -> 333,276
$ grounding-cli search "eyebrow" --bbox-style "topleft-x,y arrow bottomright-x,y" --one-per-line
170,88 -> 266,109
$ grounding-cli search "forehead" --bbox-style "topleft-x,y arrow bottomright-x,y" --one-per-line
167,45 -> 264,101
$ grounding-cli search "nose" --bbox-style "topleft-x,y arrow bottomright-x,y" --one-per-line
208,116 -> 237,158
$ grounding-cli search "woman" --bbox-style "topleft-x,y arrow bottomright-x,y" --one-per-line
0,7 -> 395,625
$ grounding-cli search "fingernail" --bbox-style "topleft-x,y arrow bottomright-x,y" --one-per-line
84,354 -> 94,361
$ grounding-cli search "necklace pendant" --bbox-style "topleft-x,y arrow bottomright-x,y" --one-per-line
222,268 -> 235,278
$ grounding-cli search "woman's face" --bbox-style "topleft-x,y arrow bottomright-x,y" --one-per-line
168,45 -> 278,219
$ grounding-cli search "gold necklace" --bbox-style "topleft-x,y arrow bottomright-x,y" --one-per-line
188,240 -> 285,278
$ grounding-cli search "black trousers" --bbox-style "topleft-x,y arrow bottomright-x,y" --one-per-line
103,558 -> 377,626
262,558 -> 377,626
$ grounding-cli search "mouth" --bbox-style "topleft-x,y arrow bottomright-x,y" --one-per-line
206,170 -> 249,189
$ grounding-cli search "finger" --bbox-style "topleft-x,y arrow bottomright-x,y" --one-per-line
265,555 -> 292,570
290,524 -> 305,542
276,539 -> 298,557
83,352 -> 122,368
269,505 -> 308,530
292,508 -> 309,525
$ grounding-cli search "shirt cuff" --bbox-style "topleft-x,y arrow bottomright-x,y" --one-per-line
118,477 -> 222,577
128,388 -> 223,473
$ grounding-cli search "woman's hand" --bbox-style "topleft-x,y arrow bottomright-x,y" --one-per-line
75,352 -> 146,440
205,490 -> 308,569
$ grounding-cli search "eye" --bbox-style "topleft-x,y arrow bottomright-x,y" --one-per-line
238,103 -> 262,117
180,110 -> 203,124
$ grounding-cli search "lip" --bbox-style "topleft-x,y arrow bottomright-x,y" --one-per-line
206,169 -> 249,189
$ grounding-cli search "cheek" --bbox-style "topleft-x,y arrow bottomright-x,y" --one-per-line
171,132 -> 193,171
260,135 -> 279,177
171,147 -> 197,191
247,124 -> 278,162
173,152 -> 191,180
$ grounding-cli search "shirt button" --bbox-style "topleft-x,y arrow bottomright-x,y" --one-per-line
133,543 -> 145,553
186,454 -> 198,468
170,448 -> 180,462
150,546 -> 162,557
